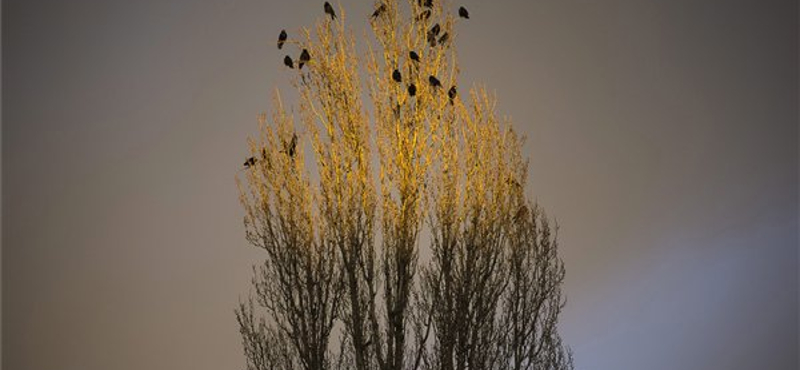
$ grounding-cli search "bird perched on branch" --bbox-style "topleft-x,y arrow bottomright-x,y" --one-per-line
392,69 -> 402,83
429,23 -> 441,37
448,86 -> 457,104
278,29 -> 287,49
282,133 -> 298,158
243,157 -> 257,168
416,9 -> 431,21
408,84 -> 417,97
429,75 -> 441,88
324,2 -> 336,19
427,23 -> 441,46
458,6 -> 469,19
284,55 -> 294,69
409,51 -> 420,62
371,3 -> 386,19
299,49 -> 310,69
438,32 -> 449,45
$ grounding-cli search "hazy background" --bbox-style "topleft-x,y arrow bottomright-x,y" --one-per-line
3,0 -> 797,369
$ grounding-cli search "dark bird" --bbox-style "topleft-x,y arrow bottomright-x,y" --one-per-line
409,51 -> 420,62
416,9 -> 431,21
408,83 -> 417,97
244,157 -> 257,168
448,85 -> 457,104
392,69 -> 402,83
299,49 -> 310,69
324,2 -> 337,19
428,75 -> 441,88
429,23 -> 441,37
458,6 -> 469,19
438,32 -> 449,45
427,24 -> 440,47
284,55 -> 294,69
371,3 -> 386,19
423,0 -> 433,8
286,133 -> 298,158
278,29 -> 287,49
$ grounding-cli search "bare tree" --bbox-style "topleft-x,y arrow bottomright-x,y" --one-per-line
501,203 -> 573,370
236,2 -> 573,370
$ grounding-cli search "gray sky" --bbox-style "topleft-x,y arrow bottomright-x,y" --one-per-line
3,0 -> 797,369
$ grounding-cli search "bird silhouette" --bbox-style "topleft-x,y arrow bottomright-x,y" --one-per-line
392,69 -> 402,83
458,6 -> 469,19
284,55 -> 294,69
299,49 -> 310,69
427,24 -> 440,47
288,133 -> 298,158
408,83 -> 417,97
423,0 -> 433,8
448,85 -> 457,104
371,3 -> 386,19
244,157 -> 257,168
324,2 -> 337,19
438,32 -> 449,45
278,29 -> 287,49
428,34 -> 437,47
409,51 -> 420,62
416,9 -> 431,21
429,23 -> 441,37
428,75 -> 441,88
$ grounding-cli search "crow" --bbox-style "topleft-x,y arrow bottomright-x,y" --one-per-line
299,49 -> 310,69
428,75 -> 441,88
324,2 -> 337,19
287,133 -> 298,158
448,85 -> 457,104
429,23 -> 441,37
392,69 -> 402,83
428,35 -> 437,47
409,51 -> 420,62
438,32 -> 449,45
244,157 -> 257,168
284,55 -> 294,69
417,9 -> 431,21
458,6 -> 469,19
408,83 -> 417,97
371,3 -> 386,19
278,29 -> 287,49
427,24 -> 440,47
416,9 -> 431,21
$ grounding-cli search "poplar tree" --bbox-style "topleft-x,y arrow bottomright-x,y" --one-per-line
235,2 -> 574,370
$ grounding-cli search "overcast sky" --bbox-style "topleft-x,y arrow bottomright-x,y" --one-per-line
3,0 -> 798,369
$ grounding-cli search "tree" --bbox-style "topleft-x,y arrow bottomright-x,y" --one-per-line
235,1 -> 574,370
